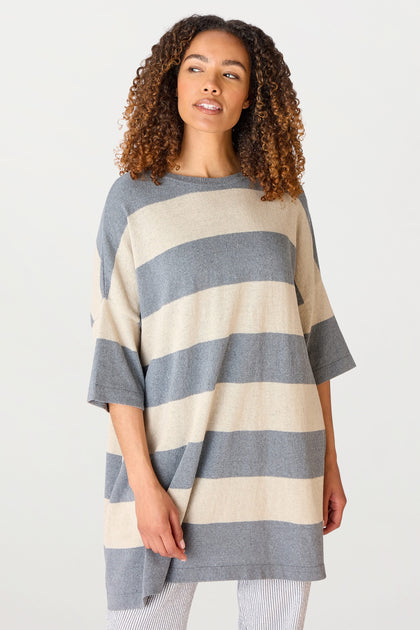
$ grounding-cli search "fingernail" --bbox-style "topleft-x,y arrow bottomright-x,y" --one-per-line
180,539 -> 185,548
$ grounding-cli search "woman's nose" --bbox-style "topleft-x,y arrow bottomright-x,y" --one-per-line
202,76 -> 221,94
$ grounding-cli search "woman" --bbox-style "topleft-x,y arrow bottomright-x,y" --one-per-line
87,14 -> 356,630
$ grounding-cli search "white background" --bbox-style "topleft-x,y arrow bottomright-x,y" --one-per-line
1,1 -> 419,628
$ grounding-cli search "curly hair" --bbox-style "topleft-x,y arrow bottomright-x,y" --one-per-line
115,14 -> 306,201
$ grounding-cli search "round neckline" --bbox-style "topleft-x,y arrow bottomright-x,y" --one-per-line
163,170 -> 244,184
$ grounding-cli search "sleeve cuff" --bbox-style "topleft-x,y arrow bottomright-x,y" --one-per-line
87,383 -> 145,413
312,353 -> 357,385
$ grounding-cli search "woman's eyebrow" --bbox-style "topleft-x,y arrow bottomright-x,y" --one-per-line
183,53 -> 247,72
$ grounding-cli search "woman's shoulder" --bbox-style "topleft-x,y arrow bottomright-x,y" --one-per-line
104,169 -> 223,220
103,170 -> 161,215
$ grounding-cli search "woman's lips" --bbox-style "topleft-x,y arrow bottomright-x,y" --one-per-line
194,102 -> 223,115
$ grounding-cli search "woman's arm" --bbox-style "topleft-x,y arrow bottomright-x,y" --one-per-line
108,403 -> 159,493
316,381 -> 347,535
316,380 -> 337,461
108,403 -> 187,561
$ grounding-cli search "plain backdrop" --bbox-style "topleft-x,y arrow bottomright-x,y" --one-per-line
1,1 -> 419,628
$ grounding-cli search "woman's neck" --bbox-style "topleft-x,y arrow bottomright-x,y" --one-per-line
168,127 -> 241,178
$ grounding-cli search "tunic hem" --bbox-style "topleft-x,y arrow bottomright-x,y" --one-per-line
165,561 -> 327,582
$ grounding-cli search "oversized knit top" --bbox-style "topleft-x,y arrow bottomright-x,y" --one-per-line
87,169 -> 356,610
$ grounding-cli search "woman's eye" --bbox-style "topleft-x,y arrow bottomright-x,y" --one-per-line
186,67 -> 238,79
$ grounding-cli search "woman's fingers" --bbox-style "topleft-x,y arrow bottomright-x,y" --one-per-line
323,460 -> 347,535
323,492 -> 347,534
168,507 -> 186,553
135,486 -> 187,560
161,525 -> 187,561
147,534 -> 168,557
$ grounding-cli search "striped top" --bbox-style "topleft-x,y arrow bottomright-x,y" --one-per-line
87,170 -> 356,610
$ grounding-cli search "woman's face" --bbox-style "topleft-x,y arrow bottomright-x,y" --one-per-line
176,30 -> 251,135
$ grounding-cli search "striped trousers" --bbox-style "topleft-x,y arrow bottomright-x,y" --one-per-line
106,578 -> 311,629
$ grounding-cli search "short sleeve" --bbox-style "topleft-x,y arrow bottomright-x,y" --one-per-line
294,191 -> 356,385
87,182 -> 145,412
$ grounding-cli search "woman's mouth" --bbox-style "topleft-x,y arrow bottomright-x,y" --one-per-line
194,100 -> 223,115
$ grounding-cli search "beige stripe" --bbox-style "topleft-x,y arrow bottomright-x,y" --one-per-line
297,270 -> 334,334
104,498 -> 143,548
295,203 -> 334,334
106,380 -> 324,456
128,188 -> 299,268
92,226 -> 140,351
90,244 -> 102,324
183,476 -> 324,525
140,281 -> 302,364
103,475 -> 323,548
104,487 -> 191,549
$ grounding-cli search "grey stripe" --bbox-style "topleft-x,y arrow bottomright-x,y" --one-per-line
89,321 -> 354,412
88,339 -> 145,411
137,231 -> 296,318
105,453 -> 126,500
104,520 -> 323,610
195,429 -> 325,480
313,353 -> 356,385
96,196 -> 128,300
105,429 -> 326,501
304,316 -> 357,384
144,332 -> 314,408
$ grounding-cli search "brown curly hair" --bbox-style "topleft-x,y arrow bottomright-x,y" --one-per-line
115,14 -> 306,201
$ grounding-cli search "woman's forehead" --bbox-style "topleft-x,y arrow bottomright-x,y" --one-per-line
182,30 -> 250,70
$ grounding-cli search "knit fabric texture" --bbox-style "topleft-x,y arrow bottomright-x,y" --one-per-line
87,170 -> 356,610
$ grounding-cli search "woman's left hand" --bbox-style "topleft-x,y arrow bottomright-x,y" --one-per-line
322,457 -> 347,535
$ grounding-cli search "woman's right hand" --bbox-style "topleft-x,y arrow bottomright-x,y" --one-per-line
134,482 -> 187,562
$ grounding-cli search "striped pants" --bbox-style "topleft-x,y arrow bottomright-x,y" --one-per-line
106,578 -> 311,629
